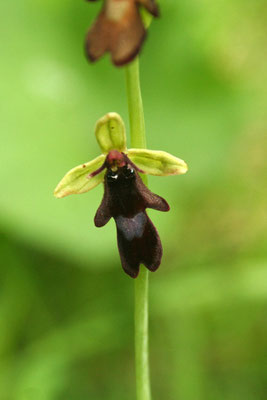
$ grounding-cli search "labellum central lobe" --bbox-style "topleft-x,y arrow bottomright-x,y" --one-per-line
94,155 -> 169,278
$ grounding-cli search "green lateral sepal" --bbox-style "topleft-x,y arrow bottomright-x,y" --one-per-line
128,148 -> 188,176
54,154 -> 105,198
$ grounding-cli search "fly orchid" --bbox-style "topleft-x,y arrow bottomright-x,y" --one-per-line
85,0 -> 159,66
54,113 -> 188,277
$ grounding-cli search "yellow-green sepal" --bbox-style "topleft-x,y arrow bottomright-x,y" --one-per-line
128,149 -> 188,176
95,113 -> 127,154
54,154 -> 105,198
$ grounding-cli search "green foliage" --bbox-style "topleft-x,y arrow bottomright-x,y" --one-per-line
0,0 -> 267,399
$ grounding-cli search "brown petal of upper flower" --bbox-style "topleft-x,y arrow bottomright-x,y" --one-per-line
85,0 -> 159,66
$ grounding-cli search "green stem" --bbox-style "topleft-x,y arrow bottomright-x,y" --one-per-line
125,57 -> 147,151
125,57 -> 151,400
134,266 -> 151,400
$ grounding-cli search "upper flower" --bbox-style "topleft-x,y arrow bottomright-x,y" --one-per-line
54,112 -> 188,199
85,0 -> 160,66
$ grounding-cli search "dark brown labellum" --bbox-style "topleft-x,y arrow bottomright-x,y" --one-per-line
94,154 -> 169,278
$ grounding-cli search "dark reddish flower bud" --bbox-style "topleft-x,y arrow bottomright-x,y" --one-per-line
94,151 -> 169,278
85,0 -> 159,66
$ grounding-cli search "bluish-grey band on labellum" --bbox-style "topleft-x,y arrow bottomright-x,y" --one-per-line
54,154 -> 105,198
127,148 -> 188,176
95,113 -> 127,154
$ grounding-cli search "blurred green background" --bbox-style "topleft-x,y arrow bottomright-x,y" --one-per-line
1,0 -> 267,399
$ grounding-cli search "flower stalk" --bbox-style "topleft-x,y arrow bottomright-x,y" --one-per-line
125,57 -> 151,400
125,57 -> 147,153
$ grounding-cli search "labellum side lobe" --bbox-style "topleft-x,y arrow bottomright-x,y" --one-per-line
94,151 -> 169,278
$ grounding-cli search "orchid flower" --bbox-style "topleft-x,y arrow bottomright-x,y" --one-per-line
54,113 -> 188,277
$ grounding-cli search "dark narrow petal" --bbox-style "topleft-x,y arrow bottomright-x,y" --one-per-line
135,172 -> 170,212
88,160 -> 106,178
136,0 -> 159,17
124,153 -> 144,173
115,211 -> 162,278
